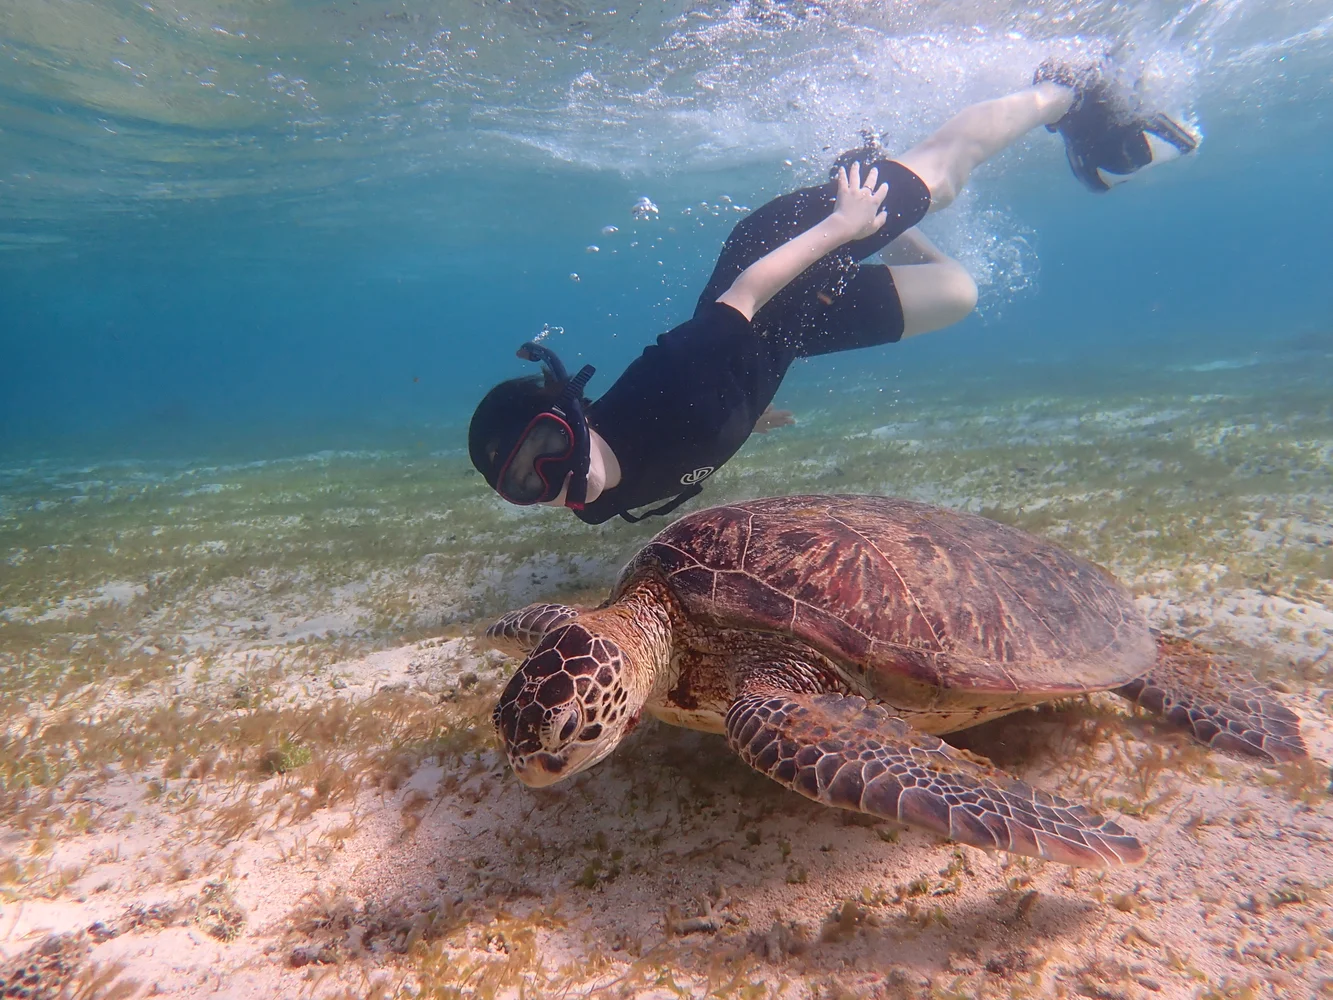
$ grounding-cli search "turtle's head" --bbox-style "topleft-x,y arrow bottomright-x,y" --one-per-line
491,620 -> 643,787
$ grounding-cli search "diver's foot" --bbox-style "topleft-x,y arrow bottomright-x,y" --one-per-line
1034,59 -> 1198,193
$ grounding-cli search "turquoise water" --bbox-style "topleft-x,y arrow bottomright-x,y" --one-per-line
3,0 -> 1330,458
3,0 -> 1333,640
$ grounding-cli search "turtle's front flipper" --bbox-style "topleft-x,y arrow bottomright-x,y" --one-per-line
1117,634 -> 1307,763
726,689 -> 1145,868
484,603 -> 579,657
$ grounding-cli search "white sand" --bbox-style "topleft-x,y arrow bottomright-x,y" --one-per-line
2,588 -> 1330,1000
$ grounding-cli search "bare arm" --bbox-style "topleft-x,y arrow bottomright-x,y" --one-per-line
716,162 -> 889,322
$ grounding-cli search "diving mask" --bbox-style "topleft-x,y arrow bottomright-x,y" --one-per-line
494,343 -> 596,508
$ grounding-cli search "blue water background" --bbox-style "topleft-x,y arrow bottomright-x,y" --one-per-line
2,1 -> 1330,461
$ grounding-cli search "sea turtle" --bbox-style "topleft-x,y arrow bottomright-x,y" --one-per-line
486,495 -> 1308,868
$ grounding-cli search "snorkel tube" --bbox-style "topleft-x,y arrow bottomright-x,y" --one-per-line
516,342 -> 596,509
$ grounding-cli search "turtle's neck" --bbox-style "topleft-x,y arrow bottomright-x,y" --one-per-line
575,577 -> 674,709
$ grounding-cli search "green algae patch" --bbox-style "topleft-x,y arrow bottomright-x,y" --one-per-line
3,354 -> 1333,797
0,349 -> 1330,997
260,738 -> 313,776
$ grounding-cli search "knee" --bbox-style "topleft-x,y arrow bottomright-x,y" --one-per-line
939,263 -> 978,323
894,259 -> 978,338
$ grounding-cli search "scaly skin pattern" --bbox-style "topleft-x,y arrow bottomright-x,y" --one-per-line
485,603 -> 580,657
727,686 -> 1146,868
1118,633 -> 1309,763
491,581 -> 672,785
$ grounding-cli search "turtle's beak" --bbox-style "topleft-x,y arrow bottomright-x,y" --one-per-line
511,752 -> 570,788
511,738 -> 617,786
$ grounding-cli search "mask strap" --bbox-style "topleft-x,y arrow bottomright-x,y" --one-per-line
512,343 -> 596,510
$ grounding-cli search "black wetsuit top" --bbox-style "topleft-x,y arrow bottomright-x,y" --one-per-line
577,301 -> 785,525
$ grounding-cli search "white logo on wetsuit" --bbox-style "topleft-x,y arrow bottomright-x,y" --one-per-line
680,467 -> 714,485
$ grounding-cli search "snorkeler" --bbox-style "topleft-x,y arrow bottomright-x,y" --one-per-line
469,60 -> 1198,524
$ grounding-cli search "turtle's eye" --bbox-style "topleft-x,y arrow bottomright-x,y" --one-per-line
544,707 -> 581,749
558,713 -> 579,742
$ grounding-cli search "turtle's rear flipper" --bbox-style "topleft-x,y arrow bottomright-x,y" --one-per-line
726,688 -> 1145,868
485,603 -> 579,657
1117,634 -> 1307,763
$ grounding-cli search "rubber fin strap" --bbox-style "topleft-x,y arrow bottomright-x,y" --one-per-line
618,484 -> 703,523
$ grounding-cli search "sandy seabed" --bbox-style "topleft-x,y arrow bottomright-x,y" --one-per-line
2,344 -> 1331,999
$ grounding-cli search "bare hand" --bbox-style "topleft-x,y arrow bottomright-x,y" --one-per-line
753,404 -> 795,434
830,161 -> 889,241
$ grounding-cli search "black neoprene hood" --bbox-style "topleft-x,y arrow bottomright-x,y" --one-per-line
467,376 -> 554,488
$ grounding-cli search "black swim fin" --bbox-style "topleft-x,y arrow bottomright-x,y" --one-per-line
1035,60 -> 1199,193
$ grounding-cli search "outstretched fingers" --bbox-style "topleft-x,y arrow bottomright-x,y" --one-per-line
835,161 -> 886,196
832,161 -> 891,240
726,689 -> 1145,868
865,165 -> 888,229
834,163 -> 852,197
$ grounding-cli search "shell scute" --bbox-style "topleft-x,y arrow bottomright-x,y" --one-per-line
629,495 -> 1155,696
793,602 -> 874,665
621,541 -> 698,584
714,571 -> 794,629
674,506 -> 751,570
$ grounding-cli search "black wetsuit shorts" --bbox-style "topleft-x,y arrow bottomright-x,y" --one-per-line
697,151 -> 932,355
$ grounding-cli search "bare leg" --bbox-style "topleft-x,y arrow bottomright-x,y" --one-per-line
881,227 -> 978,338
894,83 -> 1074,212
880,86 -> 1075,337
